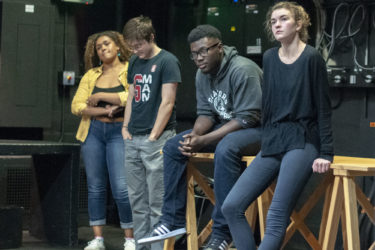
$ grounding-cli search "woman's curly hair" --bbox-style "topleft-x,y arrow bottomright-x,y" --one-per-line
264,1 -> 311,43
83,30 -> 132,72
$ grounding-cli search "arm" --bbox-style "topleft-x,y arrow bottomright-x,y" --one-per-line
118,63 -> 130,106
87,92 -> 122,106
184,64 -> 261,150
88,64 -> 129,107
178,115 -> 213,156
231,67 -> 262,128
180,64 -> 262,156
191,115 -> 215,136
84,92 -> 125,117
196,119 -> 242,145
177,71 -> 217,156
71,73 -> 91,116
312,53 -> 334,173
81,105 -> 113,117
149,83 -> 178,141
122,84 -> 134,140
71,72 -> 111,117
80,92 -> 122,117
72,69 -> 128,118
179,118 -> 242,157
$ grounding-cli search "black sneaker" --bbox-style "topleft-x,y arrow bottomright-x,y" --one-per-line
137,222 -> 186,245
203,237 -> 231,250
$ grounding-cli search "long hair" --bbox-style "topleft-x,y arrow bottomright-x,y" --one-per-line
83,30 -> 131,72
264,1 -> 311,43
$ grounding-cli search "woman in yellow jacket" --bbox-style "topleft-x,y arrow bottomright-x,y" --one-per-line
72,31 -> 135,250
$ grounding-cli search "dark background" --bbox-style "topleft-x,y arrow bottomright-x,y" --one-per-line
0,0 -> 375,249
1,0 -> 375,159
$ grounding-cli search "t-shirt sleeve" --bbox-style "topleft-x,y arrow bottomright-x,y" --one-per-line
127,55 -> 136,84
161,53 -> 182,84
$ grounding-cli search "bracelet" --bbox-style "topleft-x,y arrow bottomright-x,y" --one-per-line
122,125 -> 128,128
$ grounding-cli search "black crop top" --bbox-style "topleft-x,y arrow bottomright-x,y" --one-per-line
92,85 -> 125,118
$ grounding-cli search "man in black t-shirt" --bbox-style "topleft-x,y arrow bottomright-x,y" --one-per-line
122,16 -> 181,250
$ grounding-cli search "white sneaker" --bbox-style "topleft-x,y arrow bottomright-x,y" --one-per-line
84,238 -> 105,250
124,238 -> 136,250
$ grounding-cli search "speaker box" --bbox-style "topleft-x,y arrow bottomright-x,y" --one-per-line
0,206 -> 24,249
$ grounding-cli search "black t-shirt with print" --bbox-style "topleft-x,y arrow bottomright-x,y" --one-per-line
127,49 -> 181,135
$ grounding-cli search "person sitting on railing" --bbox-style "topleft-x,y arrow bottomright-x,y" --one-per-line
138,24 -> 263,250
222,2 -> 333,250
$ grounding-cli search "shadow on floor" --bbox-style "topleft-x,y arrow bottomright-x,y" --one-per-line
6,225 -> 239,250
3,225 -> 125,250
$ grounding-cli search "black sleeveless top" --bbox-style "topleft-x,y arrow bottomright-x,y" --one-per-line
92,85 -> 125,118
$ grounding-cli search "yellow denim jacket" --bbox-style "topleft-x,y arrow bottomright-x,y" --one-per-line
71,63 -> 129,142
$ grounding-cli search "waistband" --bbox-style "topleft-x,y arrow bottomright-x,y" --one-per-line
92,116 -> 124,123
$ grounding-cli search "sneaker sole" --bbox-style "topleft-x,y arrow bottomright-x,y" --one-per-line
137,228 -> 186,245
84,247 -> 105,250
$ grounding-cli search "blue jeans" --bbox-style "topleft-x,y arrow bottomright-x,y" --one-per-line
222,143 -> 318,250
161,126 -> 261,241
81,120 -> 133,229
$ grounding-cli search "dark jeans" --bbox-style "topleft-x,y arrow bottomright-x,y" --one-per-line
222,143 -> 318,250
160,126 -> 261,241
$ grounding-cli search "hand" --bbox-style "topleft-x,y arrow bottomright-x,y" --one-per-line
122,127 -> 132,140
106,105 -> 121,117
87,93 -> 101,106
148,136 -> 157,141
312,158 -> 331,173
178,133 -> 204,157
178,135 -> 193,156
